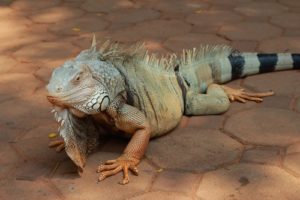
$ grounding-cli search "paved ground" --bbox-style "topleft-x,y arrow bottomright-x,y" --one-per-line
1,0 -> 300,199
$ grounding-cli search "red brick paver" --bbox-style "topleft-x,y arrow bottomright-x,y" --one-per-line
0,0 -> 300,200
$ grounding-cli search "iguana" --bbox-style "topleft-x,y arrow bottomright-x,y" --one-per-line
46,36 -> 299,184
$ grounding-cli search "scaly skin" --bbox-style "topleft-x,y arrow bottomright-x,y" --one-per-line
46,36 -> 300,184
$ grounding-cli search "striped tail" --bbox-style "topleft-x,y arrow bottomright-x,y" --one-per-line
216,52 -> 300,83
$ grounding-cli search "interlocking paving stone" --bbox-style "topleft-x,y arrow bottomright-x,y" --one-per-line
164,33 -> 229,52
258,36 -> 300,52
0,73 -> 42,102
271,13 -> 300,29
29,6 -> 84,24
225,108 -> 300,146
52,152 -> 155,200
0,97 -> 53,130
146,127 -> 243,172
284,143 -> 300,176
8,62 -> 41,74
186,10 -> 243,27
0,22 -> 58,54
243,71 -> 300,97
241,147 -> 281,165
10,0 -> 61,10
0,55 -> 17,73
13,41 -> 79,63
287,143 -> 300,154
13,135 -> 67,164
0,179 -> 61,200
197,163 -> 300,200
143,39 -> 169,54
50,14 -> 110,36
0,142 -> 20,179
148,0 -> 208,13
284,153 -> 300,176
129,191 -> 193,200
230,40 -> 258,52
255,95 -> 292,110
152,170 -> 200,194
106,8 -> 160,30
0,125 -> 24,142
220,22 -> 282,41
110,19 -> 191,42
81,0 -> 134,12
279,0 -> 300,7
235,2 -> 288,17
187,115 -> 224,130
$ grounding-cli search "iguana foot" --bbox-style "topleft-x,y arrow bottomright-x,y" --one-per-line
222,85 -> 274,103
49,139 -> 65,152
97,154 -> 139,185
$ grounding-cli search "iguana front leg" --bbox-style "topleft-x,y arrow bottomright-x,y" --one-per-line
97,96 -> 151,185
221,85 -> 274,103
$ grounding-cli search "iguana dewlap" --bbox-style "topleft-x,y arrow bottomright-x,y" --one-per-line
46,36 -> 299,184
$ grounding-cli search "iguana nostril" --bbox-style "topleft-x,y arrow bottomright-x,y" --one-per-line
56,87 -> 62,92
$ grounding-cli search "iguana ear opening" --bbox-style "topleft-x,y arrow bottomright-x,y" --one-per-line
90,34 -> 97,52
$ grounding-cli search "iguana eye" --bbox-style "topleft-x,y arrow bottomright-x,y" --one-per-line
73,71 -> 83,82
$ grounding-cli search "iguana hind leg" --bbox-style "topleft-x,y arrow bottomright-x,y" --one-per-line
185,84 -> 230,115
221,85 -> 274,103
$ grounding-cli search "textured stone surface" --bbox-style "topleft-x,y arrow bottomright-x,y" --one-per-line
284,153 -> 300,176
11,0 -> 61,10
0,98 -> 52,130
271,13 -> 300,29
235,2 -> 288,17
29,6 -> 84,23
0,55 -> 17,73
0,73 -> 42,102
52,152 -> 155,200
287,143 -> 300,154
0,142 -> 20,179
186,10 -> 243,27
164,33 -> 229,52
152,170 -> 200,194
220,22 -> 282,41
13,41 -> 79,63
106,8 -> 160,30
148,0 -> 208,13
147,128 -> 242,172
243,71 -> 300,97
241,147 -> 280,165
81,0 -> 134,12
110,19 -> 191,42
230,40 -> 258,52
258,37 -> 300,52
50,14 -> 110,35
0,179 -> 61,200
225,108 -> 300,146
129,191 -> 192,200
197,163 -> 300,200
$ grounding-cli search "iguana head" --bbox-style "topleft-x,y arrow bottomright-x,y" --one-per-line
46,36 -> 125,171
46,37 -> 110,116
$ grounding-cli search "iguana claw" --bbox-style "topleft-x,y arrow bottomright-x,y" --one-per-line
48,139 -> 65,152
97,155 -> 139,185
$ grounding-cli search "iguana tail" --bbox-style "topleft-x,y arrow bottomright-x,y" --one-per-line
214,52 -> 300,83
